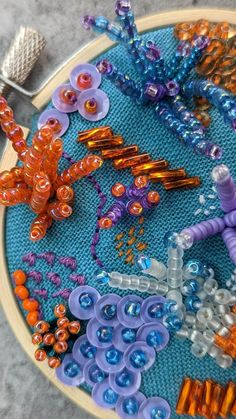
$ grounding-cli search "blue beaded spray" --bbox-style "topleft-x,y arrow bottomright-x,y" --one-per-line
81,1 -> 236,159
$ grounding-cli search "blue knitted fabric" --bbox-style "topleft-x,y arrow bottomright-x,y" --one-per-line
5,27 -> 236,417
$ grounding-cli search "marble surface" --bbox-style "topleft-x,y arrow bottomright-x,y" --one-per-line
0,1 -> 235,418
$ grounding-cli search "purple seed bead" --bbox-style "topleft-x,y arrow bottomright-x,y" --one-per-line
177,41 -> 191,57
182,217 -> 225,243
166,80 -> 180,96
96,60 -> 113,75
222,227 -> 236,264
192,35 -> 210,50
212,165 -> 236,213
143,83 -> 167,102
145,41 -> 161,61
81,15 -> 95,30
115,0 -> 131,16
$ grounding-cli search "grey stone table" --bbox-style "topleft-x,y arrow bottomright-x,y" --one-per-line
0,1 -> 235,418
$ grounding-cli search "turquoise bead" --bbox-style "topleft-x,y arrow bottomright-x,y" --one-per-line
96,326 -> 113,343
148,303 -> 165,318
136,254 -> 152,270
151,407 -> 166,419
146,330 -> 163,348
80,341 -> 97,359
105,348 -> 122,365
116,370 -> 133,387
94,269 -> 110,284
79,292 -> 93,309
130,349 -> 148,368
102,304 -> 117,320
122,328 -> 136,344
89,365 -> 106,383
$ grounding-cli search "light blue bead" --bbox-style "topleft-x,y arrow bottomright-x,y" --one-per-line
163,231 -> 179,248
130,349 -> 148,368
184,259 -> 204,277
164,299 -> 178,313
122,328 -> 137,344
125,301 -> 141,317
136,254 -> 152,270
163,314 -> 182,332
79,292 -> 93,309
80,341 -> 97,359
105,348 -> 122,365
185,295 -> 202,313
116,370 -> 133,387
89,365 -> 106,383
146,330 -> 163,348
64,361 -> 80,378
151,407 -> 166,419
123,397 -> 139,415
94,16 -> 109,33
94,269 -> 110,284
102,304 -> 117,320
103,388 -> 119,404
182,279 -> 200,296
107,23 -> 123,41
96,326 -> 113,343
148,303 -> 165,318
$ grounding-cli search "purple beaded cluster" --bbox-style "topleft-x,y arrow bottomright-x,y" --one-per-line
81,1 -> 236,159
56,285 -> 170,418
181,164 -> 236,265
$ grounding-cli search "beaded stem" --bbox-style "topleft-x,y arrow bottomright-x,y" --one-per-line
182,217 -> 226,244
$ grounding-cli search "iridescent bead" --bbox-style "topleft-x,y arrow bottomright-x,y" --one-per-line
96,326 -> 113,343
164,231 -> 179,248
79,292 -> 93,309
89,364 -> 106,383
122,328 -> 137,343
125,301 -> 141,317
130,349 -> 148,369
94,269 -> 110,284
151,407 -> 167,419
80,341 -> 97,359
164,299 -> 178,313
181,279 -> 201,296
146,330 -> 164,348
64,361 -> 81,378
102,304 -> 117,320
185,295 -> 202,312
148,303 -> 165,319
123,397 -> 139,415
103,388 -> 119,404
136,254 -> 151,270
183,259 -> 204,278
163,314 -> 182,332
115,370 -> 134,387
105,348 -> 122,365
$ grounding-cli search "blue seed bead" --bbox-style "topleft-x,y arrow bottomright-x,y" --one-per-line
103,388 -> 119,404
184,259 -> 204,277
116,370 -> 134,387
64,361 -> 80,378
148,303 -> 165,318
185,295 -> 202,313
105,348 -> 122,365
136,254 -> 152,270
151,407 -> 166,419
96,326 -> 113,343
94,269 -> 110,284
130,349 -> 148,369
123,397 -> 139,415
80,341 -> 97,359
89,364 -> 106,383
107,23 -> 123,42
122,328 -> 137,344
146,330 -> 163,348
163,314 -> 182,332
164,299 -> 178,313
182,279 -> 200,296
164,231 -> 179,248
125,301 -> 141,317
79,293 -> 93,309
102,304 -> 117,320
94,16 -> 109,33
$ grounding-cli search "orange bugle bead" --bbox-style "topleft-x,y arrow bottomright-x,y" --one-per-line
48,356 -> 61,369
30,213 -> 52,242
78,126 -> 113,143
34,348 -> 47,362
198,379 -> 215,417
46,201 -> 72,221
55,154 -> 103,187
42,138 -> 63,182
163,176 -> 201,190
56,185 -> 74,203
30,172 -> 51,214
219,382 -> 236,418
210,384 -> 225,418
87,135 -> 124,150
101,145 -> 139,159
131,159 -> 169,176
231,397 -> 236,416
176,377 -> 194,415
113,153 -> 151,170
187,380 -> 203,416
174,22 -> 194,41
0,187 -> 31,206
149,168 -> 187,182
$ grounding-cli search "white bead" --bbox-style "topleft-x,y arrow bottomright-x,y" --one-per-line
137,276 -> 151,292
202,329 -> 215,344
142,258 -> 167,281
196,307 -> 213,323
193,319 -> 207,332
215,305 -> 230,316
185,313 -> 196,326
211,164 -> 229,183
217,326 -> 230,338
189,330 -> 202,343
215,353 -> 233,369
191,341 -> 208,358
229,294 -> 236,305
207,317 -> 222,332
214,289 -> 232,305
176,325 -> 189,339
208,344 -> 223,359
166,290 -> 182,307
203,278 -> 218,295
155,282 -> 169,295
222,313 -> 236,326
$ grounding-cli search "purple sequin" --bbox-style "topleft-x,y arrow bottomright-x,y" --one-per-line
77,88 -> 110,122
37,109 -> 69,137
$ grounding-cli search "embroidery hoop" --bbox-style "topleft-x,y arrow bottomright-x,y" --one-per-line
0,9 -> 236,419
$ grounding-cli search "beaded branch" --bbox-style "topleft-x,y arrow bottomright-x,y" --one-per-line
81,1 -> 236,160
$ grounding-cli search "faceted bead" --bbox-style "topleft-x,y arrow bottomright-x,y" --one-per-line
113,153 -> 151,170
87,135 -> 124,150
78,126 -> 113,143
96,326 -> 113,343
64,361 -> 80,378
163,177 -> 201,190
125,301 -> 141,317
102,145 -> 139,160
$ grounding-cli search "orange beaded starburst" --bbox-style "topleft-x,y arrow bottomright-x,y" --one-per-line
0,96 -> 103,241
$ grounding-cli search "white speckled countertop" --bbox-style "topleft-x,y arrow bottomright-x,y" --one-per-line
0,1 -> 235,418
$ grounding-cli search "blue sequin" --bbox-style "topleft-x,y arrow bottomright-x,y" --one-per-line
64,361 -> 80,378
80,341 -> 97,359
122,328 -> 137,343
102,304 -> 117,320
125,301 -> 141,317
79,292 -> 93,309
146,330 -> 163,348
123,397 -> 139,415
130,349 -> 148,369
96,326 -> 113,343
105,348 -> 122,365
115,369 -> 133,387
103,388 -> 119,404
89,364 -> 106,383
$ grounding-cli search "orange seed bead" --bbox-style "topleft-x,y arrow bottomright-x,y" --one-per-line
99,217 -> 113,229
54,304 -> 67,318
14,285 -> 29,300
111,182 -> 126,198
57,317 -> 70,329
68,321 -> 81,334
53,341 -> 68,354
34,348 -> 47,362
32,332 -> 43,345
34,320 -> 50,334
54,327 -> 70,341
56,185 -> 74,203
48,356 -> 61,369
26,311 -> 39,326
12,269 -> 27,285
22,298 -> 39,312
128,201 -> 143,216
43,333 -> 56,346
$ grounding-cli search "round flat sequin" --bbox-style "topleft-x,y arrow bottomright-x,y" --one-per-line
70,63 -> 102,91
109,367 -> 141,396
56,354 -> 84,386
68,285 -> 100,320
92,378 -> 119,408
94,294 -> 121,326
138,397 -> 171,419
116,392 -> 146,419
72,334 -> 97,363
37,109 -> 69,137
96,345 -> 125,373
52,83 -> 79,113
77,88 -> 110,121
124,341 -> 156,373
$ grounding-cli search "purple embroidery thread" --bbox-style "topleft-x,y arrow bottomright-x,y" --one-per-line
58,256 -> 77,271
46,272 -> 62,287
22,252 -> 37,266
37,251 -> 56,266
69,274 -> 86,285
27,271 -> 43,284
51,288 -> 72,299
32,289 -> 48,300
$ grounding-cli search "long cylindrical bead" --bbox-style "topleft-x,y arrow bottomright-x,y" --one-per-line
78,126 -> 113,143
87,135 -> 124,150
222,227 -> 236,265
55,155 -> 103,187
176,377 -> 194,415
113,153 -> 151,170
101,145 -> 139,160
131,159 -> 169,176
212,165 -> 236,213
163,177 -> 201,190
0,187 -> 31,206
30,172 -> 51,214
99,202 -> 126,229
149,168 -> 187,183
181,217 -> 226,244
42,138 -> 63,182
219,382 -> 236,418
210,384 -> 225,418
174,46 -> 203,84
30,213 -> 52,242
46,201 -> 72,221
108,271 -> 168,295
167,246 -> 183,288
187,380 -> 204,416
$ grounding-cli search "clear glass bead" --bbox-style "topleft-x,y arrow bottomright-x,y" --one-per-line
191,341 -> 208,358
215,353 -> 233,369
214,289 -> 232,305
203,279 -> 218,296
196,307 -> 213,323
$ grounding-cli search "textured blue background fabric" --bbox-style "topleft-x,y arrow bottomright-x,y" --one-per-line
5,27 -> 236,417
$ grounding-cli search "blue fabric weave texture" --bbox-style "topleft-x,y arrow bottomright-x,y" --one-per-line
5,27 -> 236,417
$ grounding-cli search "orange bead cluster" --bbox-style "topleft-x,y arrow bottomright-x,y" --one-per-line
12,269 -> 40,326
214,308 -> 236,359
174,20 -> 236,95
0,96 -> 103,241
114,217 -> 147,265
176,377 -> 236,418
78,126 -> 200,191
32,304 -> 81,369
